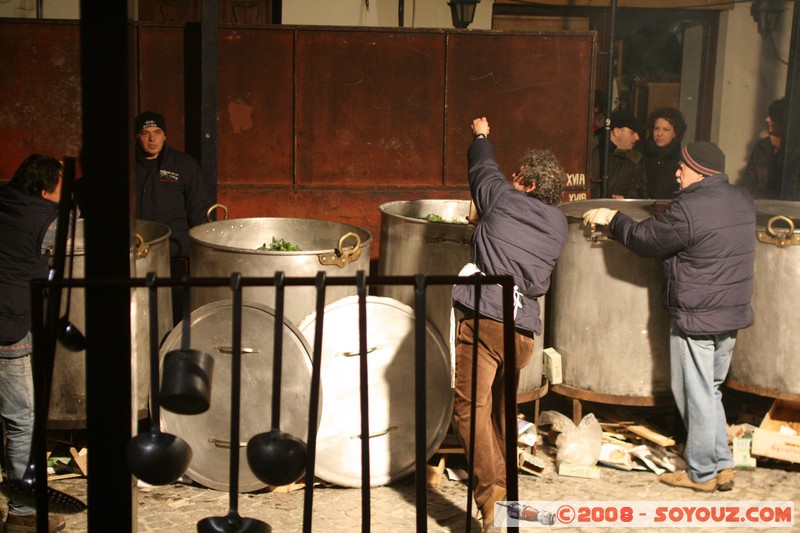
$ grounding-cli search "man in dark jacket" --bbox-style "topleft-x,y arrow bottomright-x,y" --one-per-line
0,154 -> 67,532
582,142 -> 755,492
452,117 -> 567,531
135,111 -> 215,322
591,109 -> 647,199
135,111 -> 215,269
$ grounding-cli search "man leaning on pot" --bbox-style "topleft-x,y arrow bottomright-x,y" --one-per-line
134,111 -> 215,322
582,142 -> 755,492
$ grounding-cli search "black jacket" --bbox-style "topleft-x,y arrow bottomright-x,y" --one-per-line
136,144 -> 215,259
591,136 -> 647,199
609,174 -> 755,335
643,138 -> 681,199
0,186 -> 58,345
452,138 -> 567,335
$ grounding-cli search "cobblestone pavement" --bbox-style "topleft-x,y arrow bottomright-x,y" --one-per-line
23,447 -> 800,533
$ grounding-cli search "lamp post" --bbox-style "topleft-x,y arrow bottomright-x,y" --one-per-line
751,0 -> 785,36
448,0 -> 481,29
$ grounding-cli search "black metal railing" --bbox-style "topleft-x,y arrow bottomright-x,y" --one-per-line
26,271 -> 521,533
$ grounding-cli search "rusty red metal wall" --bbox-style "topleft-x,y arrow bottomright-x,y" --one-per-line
1,21 -> 595,260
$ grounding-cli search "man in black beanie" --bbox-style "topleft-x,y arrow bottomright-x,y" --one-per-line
582,141 -> 755,492
135,111 -> 215,323
590,109 -> 648,199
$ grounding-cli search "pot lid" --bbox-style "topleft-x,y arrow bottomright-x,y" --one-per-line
159,299 -> 315,492
297,295 -> 452,488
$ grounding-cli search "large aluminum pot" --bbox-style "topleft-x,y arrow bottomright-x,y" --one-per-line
728,200 -> 800,399
49,219 -> 172,428
297,296 -> 451,487
378,199 -> 546,398
554,199 -> 671,401
189,218 -> 372,326
159,299 -> 315,492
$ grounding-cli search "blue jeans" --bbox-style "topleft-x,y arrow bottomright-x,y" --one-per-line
669,319 -> 736,483
0,354 -> 35,515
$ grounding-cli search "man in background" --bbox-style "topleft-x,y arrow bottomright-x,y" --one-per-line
591,109 -> 647,199
135,111 -> 215,322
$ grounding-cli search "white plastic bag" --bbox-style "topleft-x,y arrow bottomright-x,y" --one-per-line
539,411 -> 603,466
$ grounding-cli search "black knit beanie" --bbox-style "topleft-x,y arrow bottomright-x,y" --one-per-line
135,111 -> 167,133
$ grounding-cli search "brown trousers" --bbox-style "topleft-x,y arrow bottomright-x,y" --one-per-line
452,317 -> 534,508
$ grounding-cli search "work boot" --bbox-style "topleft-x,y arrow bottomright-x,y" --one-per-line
479,485 -> 506,533
4,513 -> 66,533
716,468 -> 735,491
659,470 -> 717,492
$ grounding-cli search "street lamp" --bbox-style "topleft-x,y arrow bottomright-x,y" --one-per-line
751,0 -> 784,37
448,0 -> 481,29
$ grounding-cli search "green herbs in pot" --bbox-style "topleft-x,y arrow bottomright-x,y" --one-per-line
256,237 -> 301,252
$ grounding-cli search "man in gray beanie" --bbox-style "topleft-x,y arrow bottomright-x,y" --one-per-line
582,141 -> 755,492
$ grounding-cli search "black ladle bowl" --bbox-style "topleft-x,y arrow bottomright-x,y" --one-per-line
127,429 -> 192,486
127,273 -> 193,486
57,202 -> 86,352
197,512 -> 271,533
57,315 -> 86,352
246,429 -> 307,487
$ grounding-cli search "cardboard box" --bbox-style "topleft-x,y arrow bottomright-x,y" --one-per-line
557,461 -> 600,479
543,347 -> 562,385
751,399 -> 800,464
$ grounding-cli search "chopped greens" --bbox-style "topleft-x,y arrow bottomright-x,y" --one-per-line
421,213 -> 467,224
256,237 -> 301,251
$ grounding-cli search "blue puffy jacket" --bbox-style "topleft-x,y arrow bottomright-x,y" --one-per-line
609,174 -> 755,335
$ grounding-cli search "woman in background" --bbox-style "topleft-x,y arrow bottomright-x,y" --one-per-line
644,107 -> 687,199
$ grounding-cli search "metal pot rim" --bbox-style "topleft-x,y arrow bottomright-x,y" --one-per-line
188,217 -> 373,255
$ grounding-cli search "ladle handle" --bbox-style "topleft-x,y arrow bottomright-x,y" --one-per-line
271,272 -> 285,430
146,273 -> 161,427
63,198 -> 78,313
229,273 -> 243,512
180,277 -> 191,352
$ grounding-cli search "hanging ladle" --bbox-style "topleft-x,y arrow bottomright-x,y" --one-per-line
247,272 -> 307,487
56,191 -> 86,352
0,156 -> 86,514
160,277 -> 214,415
127,273 -> 193,485
198,273 -> 269,533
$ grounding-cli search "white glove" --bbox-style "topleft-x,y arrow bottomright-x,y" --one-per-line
582,208 -> 618,226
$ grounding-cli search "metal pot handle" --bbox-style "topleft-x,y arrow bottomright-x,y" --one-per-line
318,231 -> 362,268
758,215 -> 799,248
134,232 -> 150,259
207,203 -> 228,221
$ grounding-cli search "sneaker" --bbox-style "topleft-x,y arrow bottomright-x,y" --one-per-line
659,470 -> 717,492
716,468 -> 735,491
4,513 -> 66,533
